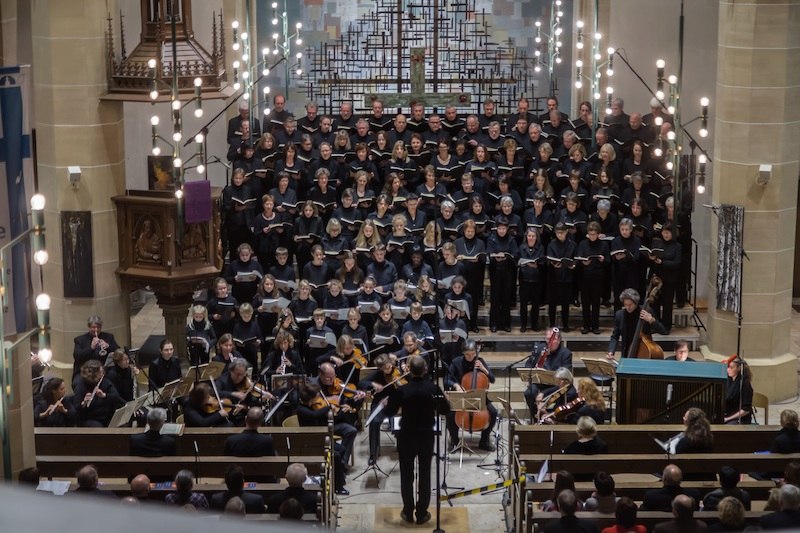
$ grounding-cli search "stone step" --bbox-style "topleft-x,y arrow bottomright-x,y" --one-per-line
472,304 -> 700,329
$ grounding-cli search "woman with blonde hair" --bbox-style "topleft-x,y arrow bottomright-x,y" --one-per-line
568,378 -> 607,425
564,416 -> 609,454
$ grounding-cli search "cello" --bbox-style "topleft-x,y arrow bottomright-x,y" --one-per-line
627,276 -> 665,359
454,343 -> 490,433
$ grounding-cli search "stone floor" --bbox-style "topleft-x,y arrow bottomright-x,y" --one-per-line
128,293 -> 800,532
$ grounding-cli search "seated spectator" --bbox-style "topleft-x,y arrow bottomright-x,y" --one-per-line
541,471 -> 583,512
784,461 -> 800,487
563,416 -> 609,455
653,494 -> 707,533
542,489 -> 599,533
279,498 -> 306,521
130,474 -> 150,501
165,469 -> 209,509
601,497 -> 646,533
708,496 -> 746,532
675,407 -> 713,453
641,464 -> 700,512
17,467 -> 40,487
267,463 -> 318,514
224,496 -> 246,517
224,407 -> 276,457
72,465 -> 115,498
772,409 -> 800,454
584,472 -> 617,513
702,466 -> 751,511
210,464 -> 266,514
761,483 -> 800,530
765,487 -> 781,511
129,407 -> 176,456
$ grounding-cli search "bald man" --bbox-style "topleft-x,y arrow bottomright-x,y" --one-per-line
641,464 -> 701,512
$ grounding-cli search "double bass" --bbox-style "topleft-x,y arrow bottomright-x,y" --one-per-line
454,344 -> 490,433
627,276 -> 665,359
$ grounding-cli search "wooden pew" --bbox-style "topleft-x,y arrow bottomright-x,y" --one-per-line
527,510 -> 765,533
525,480 -> 777,504
35,426 -> 331,456
510,424 -> 777,455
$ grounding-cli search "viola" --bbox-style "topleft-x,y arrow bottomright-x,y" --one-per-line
203,396 -> 235,415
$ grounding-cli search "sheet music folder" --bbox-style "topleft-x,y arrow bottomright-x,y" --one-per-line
516,368 -> 556,385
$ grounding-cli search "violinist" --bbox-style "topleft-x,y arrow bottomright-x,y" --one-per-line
183,382 -> 232,427
34,377 -> 75,427
296,383 -> 351,495
322,335 -> 365,386
394,332 -> 426,366
216,358 -> 274,423
445,339 -> 497,452
523,327 -> 573,415
358,354 -> 408,465
262,331 -> 304,379
313,362 -> 364,465
535,367 -> 579,424
70,359 -> 123,427
606,288 -> 666,360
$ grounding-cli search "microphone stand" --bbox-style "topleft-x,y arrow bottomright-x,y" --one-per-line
193,440 -> 201,483
432,349 -> 446,533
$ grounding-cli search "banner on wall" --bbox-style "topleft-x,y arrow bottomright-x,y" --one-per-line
0,66 -> 36,336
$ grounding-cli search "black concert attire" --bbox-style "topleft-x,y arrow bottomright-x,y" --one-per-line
221,181 -> 256,259
72,331 -> 119,381
437,314 -> 467,368
523,342 -> 574,415
292,213 -> 324,277
185,318 -> 217,364
576,237 -> 610,333
105,363 -> 135,403
607,305 -> 667,358
487,230 -> 518,331
33,397 -> 76,427
359,367 -> 401,462
129,429 -> 177,456
454,234 -> 486,330
224,428 -> 275,458
266,486 -> 319,514
223,257 -> 264,302
445,355 -> 497,448
252,211 -> 289,269
263,346 -> 304,380
70,378 -> 124,427
148,355 -> 182,391
771,426 -> 800,453
546,237 -> 577,329
207,292 -> 238,338
650,237 -> 682,332
384,374 -> 450,523
297,400 -> 355,478
725,373 -> 753,425
569,403 -> 607,425
563,437 -> 608,455
183,398 -> 233,428
227,116 -> 262,146
232,318 -> 263,370
518,240 -> 545,332
609,233 -> 643,311
210,489 -> 265,514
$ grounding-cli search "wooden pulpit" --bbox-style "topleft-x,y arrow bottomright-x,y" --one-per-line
112,189 -> 223,359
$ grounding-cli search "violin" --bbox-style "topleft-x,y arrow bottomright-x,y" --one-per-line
539,396 -> 585,424
203,396 -> 235,414
342,347 -> 368,369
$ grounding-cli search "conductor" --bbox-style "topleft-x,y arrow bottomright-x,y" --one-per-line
384,355 -> 450,525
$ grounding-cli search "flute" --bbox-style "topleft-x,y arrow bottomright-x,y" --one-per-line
82,375 -> 104,408
44,398 -> 64,417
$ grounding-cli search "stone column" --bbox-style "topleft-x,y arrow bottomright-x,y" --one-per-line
32,0 -> 128,369
703,0 -> 800,401
157,295 -> 195,363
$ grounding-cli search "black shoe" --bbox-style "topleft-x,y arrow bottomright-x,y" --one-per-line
581,327 -> 590,334
368,457 -> 376,466
417,511 -> 432,524
471,326 -> 480,333
478,441 -> 496,452
592,328 -> 601,335
490,326 -> 497,332
336,487 -> 350,496
519,326 -> 527,333
400,510 -> 414,523
502,326 -> 512,332
532,324 -> 541,332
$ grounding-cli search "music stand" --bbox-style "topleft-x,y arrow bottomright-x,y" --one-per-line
581,357 -> 617,422
516,368 -> 556,385
446,390 -> 486,467
109,393 -> 153,427
200,362 -> 226,381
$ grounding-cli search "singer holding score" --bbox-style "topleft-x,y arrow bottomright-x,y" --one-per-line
523,327 -> 573,416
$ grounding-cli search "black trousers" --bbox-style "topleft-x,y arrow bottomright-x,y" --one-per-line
397,431 -> 435,520
548,281 -> 573,328
489,267 -> 515,328
654,277 -> 676,331
581,276 -> 603,330
519,279 -> 542,330
367,403 -> 389,460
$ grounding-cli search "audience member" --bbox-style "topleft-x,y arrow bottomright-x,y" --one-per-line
130,474 -> 150,501
542,489 -> 599,533
653,494 -> 707,533
267,463 -> 318,514
641,464 -> 700,512
772,409 -> 800,453
583,472 -> 617,513
210,464 -> 266,514
702,466 -> 751,511
708,496 -> 746,532
165,469 -> 209,509
129,407 -> 176,456
601,497 -> 645,533
760,483 -> 800,530
541,471 -> 583,512
563,416 -> 609,455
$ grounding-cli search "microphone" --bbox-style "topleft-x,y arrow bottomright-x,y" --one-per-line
666,384 -> 673,405
702,203 -> 720,210
193,440 -> 200,483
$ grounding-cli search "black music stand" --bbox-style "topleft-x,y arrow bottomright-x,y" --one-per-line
581,357 -> 618,422
446,390 -> 485,467
517,369 -> 556,423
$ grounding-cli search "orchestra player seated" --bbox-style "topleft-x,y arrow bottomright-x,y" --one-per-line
210,464 -> 266,514
772,409 -> 800,454
310,362 -> 362,464
535,367 -> 578,424
70,359 -> 124,427
563,416 -> 608,455
182,383 -> 233,427
566,378 -> 606,425
523,327 -> 573,417
267,463 -> 319,514
34,377 -> 75,427
129,407 -> 176,456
